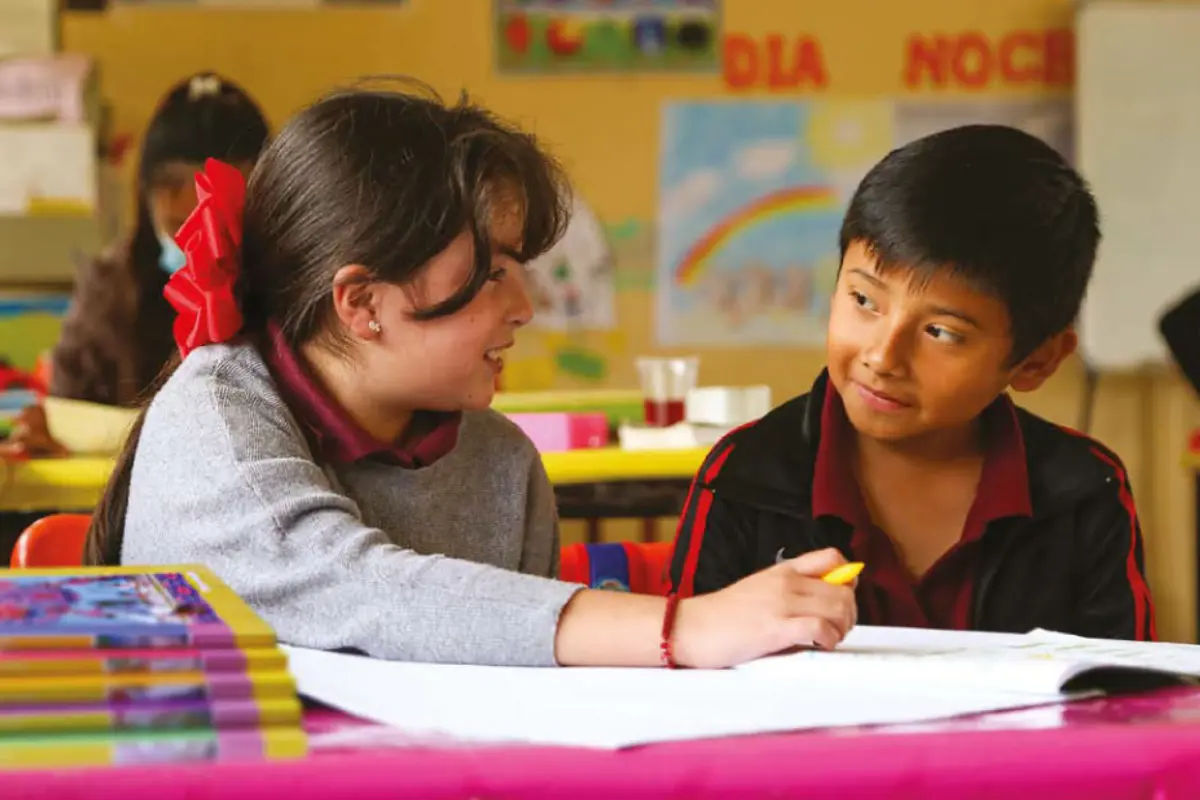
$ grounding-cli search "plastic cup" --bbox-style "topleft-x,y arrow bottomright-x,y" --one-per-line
636,357 -> 698,427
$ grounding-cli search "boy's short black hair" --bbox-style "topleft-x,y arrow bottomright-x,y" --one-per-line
838,124 -> 1099,363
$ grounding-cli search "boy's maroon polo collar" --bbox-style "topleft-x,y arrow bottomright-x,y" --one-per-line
811,385 -> 1033,532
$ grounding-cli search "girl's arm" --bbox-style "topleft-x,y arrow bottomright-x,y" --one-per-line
555,547 -> 854,669
122,353 -> 581,667
518,433 -> 857,669
124,349 -> 856,669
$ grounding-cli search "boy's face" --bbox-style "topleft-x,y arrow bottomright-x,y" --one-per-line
825,241 -> 1075,445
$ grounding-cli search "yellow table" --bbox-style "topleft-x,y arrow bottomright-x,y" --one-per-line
0,448 -> 708,514
492,389 -> 643,425
542,447 -> 705,486
1,388 -> 695,516
0,457 -> 114,514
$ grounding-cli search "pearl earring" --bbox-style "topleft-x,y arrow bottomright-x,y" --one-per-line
368,319 -> 382,335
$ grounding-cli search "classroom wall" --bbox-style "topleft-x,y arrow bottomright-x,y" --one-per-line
61,0 -> 1200,642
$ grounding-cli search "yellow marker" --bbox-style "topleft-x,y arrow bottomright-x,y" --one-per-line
822,562 -> 865,585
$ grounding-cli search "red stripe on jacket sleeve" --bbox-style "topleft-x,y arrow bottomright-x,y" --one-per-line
1086,446 -> 1156,640
674,442 -> 738,598
1057,425 -> 1156,640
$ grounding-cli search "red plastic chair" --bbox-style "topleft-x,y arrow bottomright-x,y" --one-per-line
559,541 -> 673,596
10,513 -> 90,568
11,516 -> 677,590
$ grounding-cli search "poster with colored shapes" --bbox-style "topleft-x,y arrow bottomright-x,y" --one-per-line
0,292 -> 66,425
496,0 -> 721,74
525,194 -> 615,331
503,330 -> 626,390
657,100 -> 892,346
0,293 -> 67,371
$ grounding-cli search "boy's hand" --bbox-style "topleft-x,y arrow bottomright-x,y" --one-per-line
671,548 -> 858,669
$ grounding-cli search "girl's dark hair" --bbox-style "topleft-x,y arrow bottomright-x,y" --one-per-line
117,75 -> 269,407
84,80 -> 571,566
129,73 -> 270,285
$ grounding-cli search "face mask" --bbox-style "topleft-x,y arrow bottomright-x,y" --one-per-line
157,234 -> 187,275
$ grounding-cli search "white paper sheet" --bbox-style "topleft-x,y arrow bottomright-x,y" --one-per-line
281,644 -> 1063,749
739,626 -> 1087,695
742,626 -> 1200,695
1024,629 -> 1200,674
283,627 -> 1200,749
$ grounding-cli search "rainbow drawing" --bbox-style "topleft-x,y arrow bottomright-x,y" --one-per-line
672,185 -> 838,287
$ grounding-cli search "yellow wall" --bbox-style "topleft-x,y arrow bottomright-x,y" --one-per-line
62,0 -> 1200,641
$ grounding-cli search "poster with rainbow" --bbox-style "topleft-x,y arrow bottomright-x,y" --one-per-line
656,99 -> 893,346
656,98 -> 1073,347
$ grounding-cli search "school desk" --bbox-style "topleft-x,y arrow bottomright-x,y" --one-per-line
492,388 -> 643,427
542,446 -> 704,543
0,457 -> 111,514
0,448 -> 707,549
0,458 -> 111,561
6,687 -> 1200,799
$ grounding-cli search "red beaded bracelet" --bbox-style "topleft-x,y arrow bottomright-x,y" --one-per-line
661,592 -> 682,668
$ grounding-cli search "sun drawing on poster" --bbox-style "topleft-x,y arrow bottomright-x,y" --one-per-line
656,100 -> 889,347
657,97 -> 1076,348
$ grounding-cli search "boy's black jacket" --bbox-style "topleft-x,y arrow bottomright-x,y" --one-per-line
667,371 -> 1156,641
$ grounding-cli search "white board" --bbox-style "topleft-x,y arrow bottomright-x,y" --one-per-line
1077,1 -> 1200,369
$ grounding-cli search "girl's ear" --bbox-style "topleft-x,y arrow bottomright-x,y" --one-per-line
1009,327 -> 1077,393
330,264 -> 381,340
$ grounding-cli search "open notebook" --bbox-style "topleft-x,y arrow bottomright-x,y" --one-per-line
742,626 -> 1200,695
283,626 -> 1200,749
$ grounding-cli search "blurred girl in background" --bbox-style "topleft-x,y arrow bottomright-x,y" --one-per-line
1,72 -> 269,458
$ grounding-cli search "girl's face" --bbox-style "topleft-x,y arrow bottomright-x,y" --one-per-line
356,204 -> 535,414
146,161 -> 203,243
146,160 -> 254,273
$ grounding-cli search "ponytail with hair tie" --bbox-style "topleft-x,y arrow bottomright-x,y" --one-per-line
162,158 -> 246,358
187,74 -> 222,101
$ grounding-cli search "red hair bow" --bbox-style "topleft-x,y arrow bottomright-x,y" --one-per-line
163,158 -> 246,359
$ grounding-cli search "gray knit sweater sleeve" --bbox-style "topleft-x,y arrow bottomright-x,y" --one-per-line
121,343 -> 582,666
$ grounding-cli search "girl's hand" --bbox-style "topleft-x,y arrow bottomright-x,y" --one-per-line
671,548 -> 858,669
0,405 -> 69,460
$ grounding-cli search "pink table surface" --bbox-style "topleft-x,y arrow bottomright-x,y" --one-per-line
9,689 -> 1200,800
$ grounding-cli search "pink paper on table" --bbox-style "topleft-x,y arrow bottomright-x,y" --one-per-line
505,412 -> 609,452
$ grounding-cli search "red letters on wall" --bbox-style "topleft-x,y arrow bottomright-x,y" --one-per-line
723,34 -> 829,91
904,29 -> 1074,89
717,28 -> 1074,93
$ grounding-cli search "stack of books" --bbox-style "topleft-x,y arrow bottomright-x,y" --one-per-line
0,564 -> 307,769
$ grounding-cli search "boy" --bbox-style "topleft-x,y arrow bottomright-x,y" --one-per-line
668,125 -> 1156,641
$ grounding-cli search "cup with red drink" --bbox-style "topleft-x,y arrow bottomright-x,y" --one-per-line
635,356 -> 698,427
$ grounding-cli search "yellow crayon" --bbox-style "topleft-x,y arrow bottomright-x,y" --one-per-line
822,562 -> 865,586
